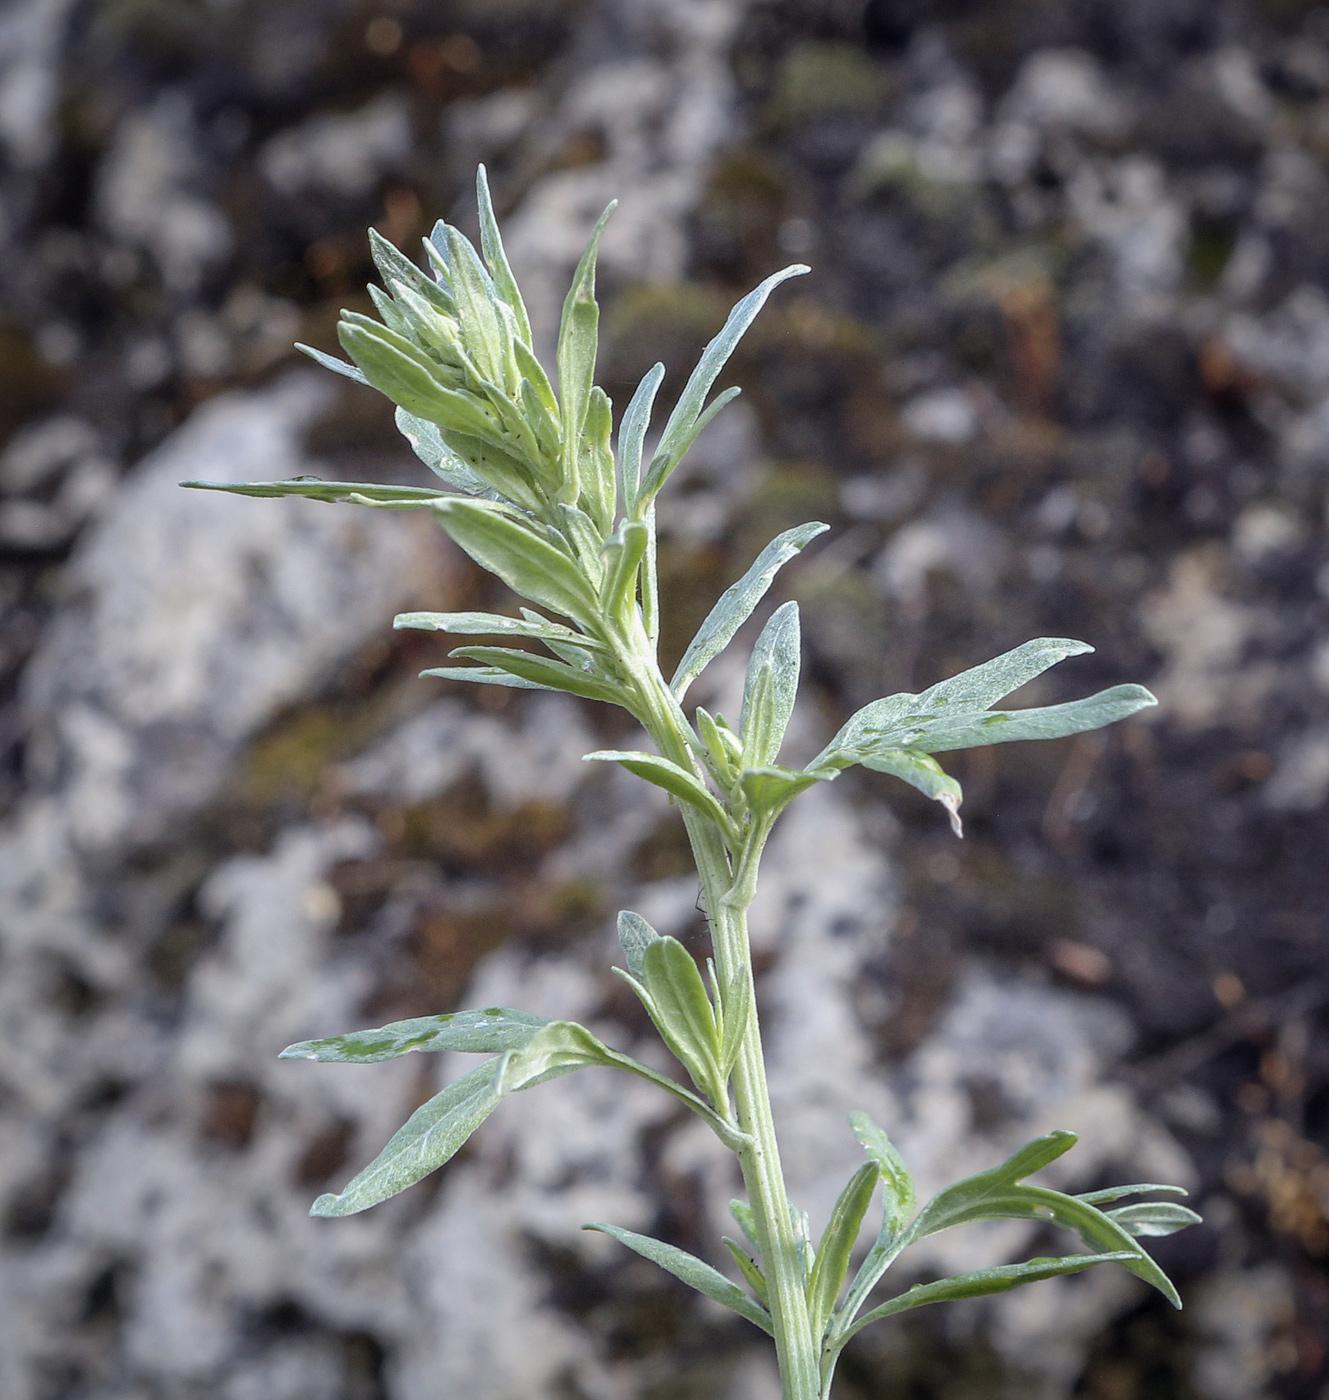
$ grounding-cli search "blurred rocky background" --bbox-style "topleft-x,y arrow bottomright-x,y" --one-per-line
1,0 -> 1327,1397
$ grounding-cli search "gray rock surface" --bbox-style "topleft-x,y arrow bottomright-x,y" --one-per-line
4,0 -> 1323,1397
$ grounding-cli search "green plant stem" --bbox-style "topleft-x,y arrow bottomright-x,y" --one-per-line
694,818 -> 819,1400
617,618 -> 819,1400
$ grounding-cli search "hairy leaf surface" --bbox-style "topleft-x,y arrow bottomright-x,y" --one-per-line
672,523 -> 828,697
584,1223 -> 774,1335
282,1008 -> 551,1063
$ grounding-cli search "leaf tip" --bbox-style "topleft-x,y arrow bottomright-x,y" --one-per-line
310,1193 -> 344,1217
939,791 -> 963,839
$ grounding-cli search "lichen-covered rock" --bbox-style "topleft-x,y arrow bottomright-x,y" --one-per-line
2,0 -> 1325,1397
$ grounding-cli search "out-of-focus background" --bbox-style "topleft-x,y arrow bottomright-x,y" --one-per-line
1,1 -> 1327,1397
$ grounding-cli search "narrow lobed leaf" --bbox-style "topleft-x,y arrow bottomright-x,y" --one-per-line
739,602 -> 801,768
443,224 -> 513,391
850,1111 -> 917,1236
556,202 -> 616,503
583,750 -> 730,829
420,666 -> 554,691
395,610 -> 605,651
618,363 -> 665,515
856,750 -> 963,837
180,477 -> 448,506
617,910 -> 663,980
1075,1184 -> 1191,1206
724,1238 -> 770,1306
447,647 -> 627,706
672,523 -> 829,697
475,165 -> 532,346
584,1223 -> 774,1335
394,408 -> 495,496
282,1008 -> 551,1063
841,1253 -> 1139,1344
1106,1202 -> 1203,1238
639,265 -> 809,503
311,1061 -> 500,1217
296,343 -> 369,384
430,498 -> 602,627
731,1199 -> 760,1251
369,226 -> 454,314
640,937 -> 722,1083
807,1163 -> 880,1339
599,519 -> 649,622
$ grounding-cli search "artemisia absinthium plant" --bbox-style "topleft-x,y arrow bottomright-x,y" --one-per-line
184,169 -> 1197,1400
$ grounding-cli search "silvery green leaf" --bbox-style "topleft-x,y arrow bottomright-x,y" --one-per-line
311,1061 -> 500,1217
428,430 -> 545,512
394,610 -> 606,654
697,707 -> 738,785
857,750 -> 963,837
641,936 -> 721,1092
447,647 -> 627,706
583,750 -> 730,829
492,1019 -> 619,1094
369,226 -> 456,316
476,164 -> 532,346
731,1199 -> 759,1251
637,386 -> 742,505
581,386 -> 616,535
805,639 -> 1155,837
642,501 -> 660,643
431,498 -> 601,627
738,765 -> 828,818
905,685 -> 1157,753
838,1111 -> 918,1325
421,666 -> 553,691
520,378 -> 561,460
444,225 -> 514,391
840,1253 -> 1139,1343
740,602 -> 800,767
1075,1183 -> 1191,1206
638,265 -> 808,503
618,363 -> 664,514
310,1018 -> 691,1218
850,1111 -> 916,1235
617,910 -> 662,979
425,219 -> 452,282
723,1238 -> 769,1306
389,282 -> 463,357
296,343 -> 369,384
368,283 -> 414,338
810,639 -> 1150,772
281,1008 -> 551,1062
339,321 -> 500,437
671,523 -> 829,697
557,501 -> 607,583
179,477 -> 448,506
394,408 -> 495,497
583,1223 -> 774,1336
496,1019 -> 731,1134
514,339 -> 559,417
599,519 -> 649,622
908,1131 -> 1182,1308
556,201 -> 616,502
1106,1203 -> 1203,1238
718,969 -> 750,1078
913,637 -> 1094,713
808,1163 -> 879,1339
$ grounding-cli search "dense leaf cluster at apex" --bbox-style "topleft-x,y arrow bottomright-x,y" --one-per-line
184,167 -> 1191,1400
